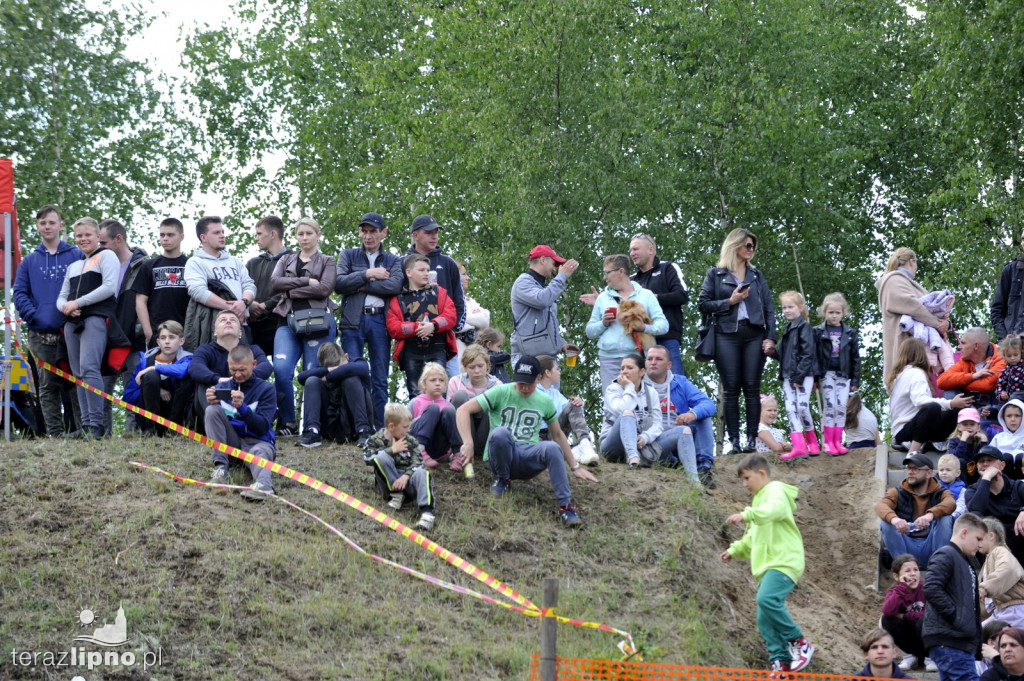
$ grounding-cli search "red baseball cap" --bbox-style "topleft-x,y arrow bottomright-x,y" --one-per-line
528,245 -> 566,264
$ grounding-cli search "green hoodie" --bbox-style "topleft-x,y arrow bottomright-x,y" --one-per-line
727,480 -> 805,583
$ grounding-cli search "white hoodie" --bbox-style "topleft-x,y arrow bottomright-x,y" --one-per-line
992,399 -> 1024,468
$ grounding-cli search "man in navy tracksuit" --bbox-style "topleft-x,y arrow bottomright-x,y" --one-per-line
335,212 -> 404,424
204,344 -> 278,501
12,205 -> 83,436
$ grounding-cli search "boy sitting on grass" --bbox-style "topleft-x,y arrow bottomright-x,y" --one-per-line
856,628 -> 912,679
720,453 -> 814,674
362,402 -> 436,532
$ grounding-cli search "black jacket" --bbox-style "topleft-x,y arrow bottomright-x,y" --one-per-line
334,246 -> 404,330
965,474 -> 1024,524
246,248 -> 295,329
812,322 -> 860,383
772,316 -> 817,383
114,246 -> 149,352
697,266 -> 776,340
631,258 -> 688,343
981,657 -> 1024,681
991,256 -> 1024,340
921,543 -> 982,654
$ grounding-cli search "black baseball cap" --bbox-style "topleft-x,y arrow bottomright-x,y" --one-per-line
359,212 -> 386,231
902,453 -> 933,469
974,446 -> 1009,465
511,356 -> 542,384
411,214 -> 441,233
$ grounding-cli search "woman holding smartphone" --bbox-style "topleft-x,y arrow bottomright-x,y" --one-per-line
698,228 -> 777,454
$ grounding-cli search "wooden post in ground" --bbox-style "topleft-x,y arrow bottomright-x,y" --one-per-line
541,578 -> 558,681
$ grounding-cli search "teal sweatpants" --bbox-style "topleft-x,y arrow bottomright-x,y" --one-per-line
757,569 -> 803,663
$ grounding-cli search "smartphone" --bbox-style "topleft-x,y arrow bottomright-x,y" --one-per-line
215,388 -> 234,402
737,282 -> 751,292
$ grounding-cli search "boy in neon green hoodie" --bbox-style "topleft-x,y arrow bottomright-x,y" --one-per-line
720,453 -> 815,674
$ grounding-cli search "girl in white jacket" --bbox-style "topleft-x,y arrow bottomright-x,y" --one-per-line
887,338 -> 973,453
599,354 -> 663,469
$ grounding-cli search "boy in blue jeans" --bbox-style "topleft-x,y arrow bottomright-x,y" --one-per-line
720,453 -> 814,674
921,512 -> 985,681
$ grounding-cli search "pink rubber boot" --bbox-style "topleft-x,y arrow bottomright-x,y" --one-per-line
831,426 -> 848,454
804,430 -> 820,456
780,432 -> 808,460
822,427 -> 838,455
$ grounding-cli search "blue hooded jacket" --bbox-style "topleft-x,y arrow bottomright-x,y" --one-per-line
13,240 -> 83,333
123,346 -> 193,405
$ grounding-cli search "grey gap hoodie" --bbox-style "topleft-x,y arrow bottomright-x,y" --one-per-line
183,247 -> 256,306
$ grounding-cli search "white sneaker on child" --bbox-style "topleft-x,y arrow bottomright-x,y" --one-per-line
924,658 -> 938,672
899,656 -> 918,671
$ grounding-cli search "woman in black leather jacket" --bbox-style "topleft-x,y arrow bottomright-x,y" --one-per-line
698,228 -> 777,453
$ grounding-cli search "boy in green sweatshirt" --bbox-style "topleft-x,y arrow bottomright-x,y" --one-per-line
720,453 -> 815,674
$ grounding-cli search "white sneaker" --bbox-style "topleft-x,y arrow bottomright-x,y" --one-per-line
387,492 -> 404,511
240,481 -> 273,501
899,656 -> 918,671
416,512 -> 435,531
576,438 -> 599,465
924,658 -> 938,672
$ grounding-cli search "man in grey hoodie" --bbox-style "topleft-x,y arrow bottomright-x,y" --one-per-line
509,245 -> 580,367
183,216 -> 256,349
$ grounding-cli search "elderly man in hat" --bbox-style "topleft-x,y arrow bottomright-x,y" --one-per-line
406,214 -> 465,377
335,212 -> 405,423
875,452 -> 956,569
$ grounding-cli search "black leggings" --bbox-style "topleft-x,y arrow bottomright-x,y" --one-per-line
881,615 -> 925,659
893,402 -> 959,444
714,321 -> 767,441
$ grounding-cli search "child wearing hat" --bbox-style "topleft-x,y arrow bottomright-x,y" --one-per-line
948,407 -> 987,483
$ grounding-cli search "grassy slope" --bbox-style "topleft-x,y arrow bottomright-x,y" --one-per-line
0,436 -> 766,680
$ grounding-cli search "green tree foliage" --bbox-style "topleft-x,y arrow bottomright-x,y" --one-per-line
184,0 -> 943,424
0,0 -> 195,240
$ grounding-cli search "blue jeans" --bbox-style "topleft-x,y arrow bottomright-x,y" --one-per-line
273,317 -> 337,426
659,417 -> 714,470
656,425 -> 699,481
879,515 -> 953,570
928,645 -> 980,681
340,312 -> 391,425
487,427 -> 571,507
661,338 -> 686,378
599,413 -> 639,463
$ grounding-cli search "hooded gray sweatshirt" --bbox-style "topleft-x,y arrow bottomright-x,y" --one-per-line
183,248 -> 256,307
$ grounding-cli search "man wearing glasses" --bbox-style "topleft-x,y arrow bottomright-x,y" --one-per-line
875,453 -> 955,569
580,234 -> 689,376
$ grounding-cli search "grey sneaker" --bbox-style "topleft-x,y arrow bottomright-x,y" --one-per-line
387,492 -> 404,511
416,511 -> 435,531
209,467 -> 229,484
240,481 -> 274,501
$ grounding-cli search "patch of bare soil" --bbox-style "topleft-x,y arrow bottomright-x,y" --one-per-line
710,446 -> 886,670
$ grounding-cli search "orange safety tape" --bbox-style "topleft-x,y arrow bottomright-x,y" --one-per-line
5,309 -> 638,655
131,459 -> 638,652
1,310 -> 536,613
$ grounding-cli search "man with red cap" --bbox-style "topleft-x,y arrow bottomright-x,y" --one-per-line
510,245 -> 581,366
